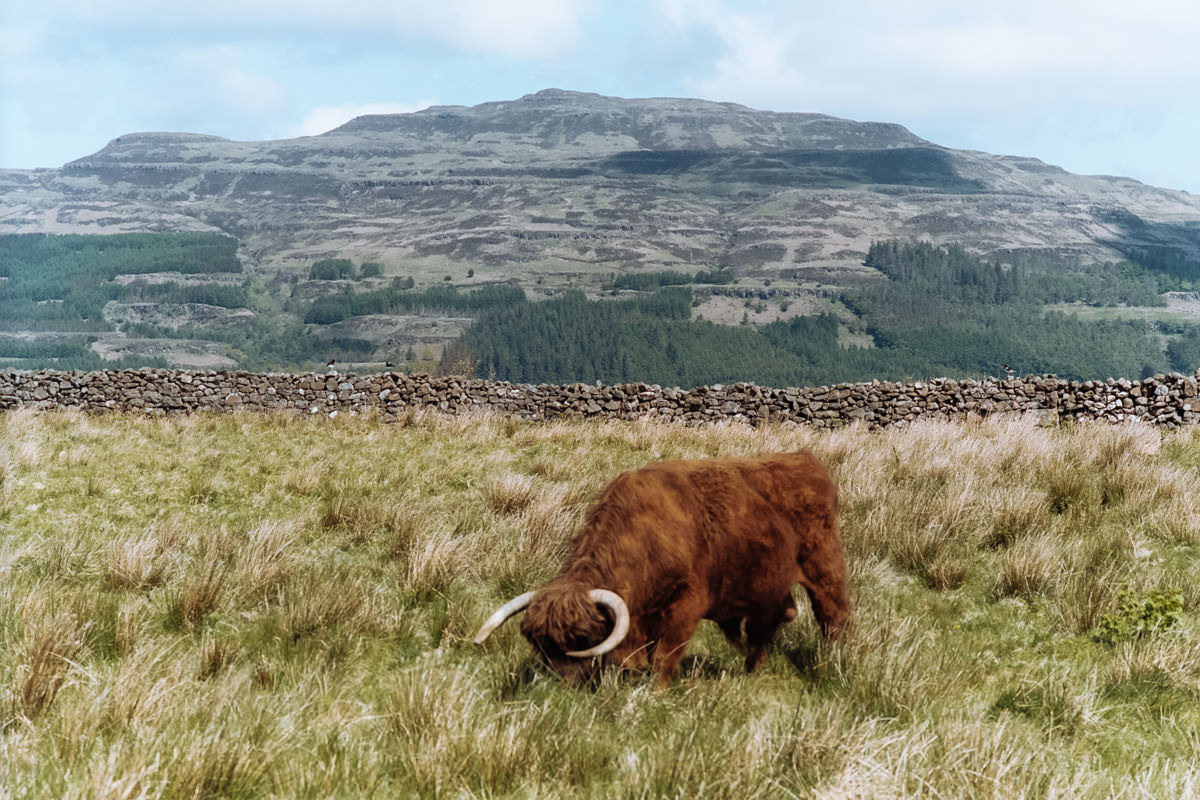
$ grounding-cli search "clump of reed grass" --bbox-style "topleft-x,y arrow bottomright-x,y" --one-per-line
10,595 -> 90,719
994,531 -> 1062,600
232,519 -> 297,602
165,559 -> 227,631
483,472 -> 536,515
101,535 -> 170,591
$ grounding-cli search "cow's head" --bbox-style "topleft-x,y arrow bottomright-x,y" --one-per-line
475,586 -> 630,684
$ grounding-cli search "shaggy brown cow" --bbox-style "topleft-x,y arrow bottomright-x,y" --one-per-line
475,451 -> 849,687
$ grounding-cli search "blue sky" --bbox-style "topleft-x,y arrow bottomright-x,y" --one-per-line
3,0 -> 1199,193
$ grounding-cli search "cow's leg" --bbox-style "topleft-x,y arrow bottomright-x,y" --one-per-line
649,622 -> 700,688
649,597 -> 706,689
798,542 -> 851,638
717,617 -> 748,656
805,585 -> 849,637
742,598 -> 795,673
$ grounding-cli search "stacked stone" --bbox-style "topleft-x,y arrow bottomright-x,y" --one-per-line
1,369 -> 1198,429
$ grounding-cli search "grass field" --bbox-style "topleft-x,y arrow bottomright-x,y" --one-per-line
1044,296 -> 1200,327
3,409 -> 1200,798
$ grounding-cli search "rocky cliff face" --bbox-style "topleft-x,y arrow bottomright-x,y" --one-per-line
4,88 -> 1200,286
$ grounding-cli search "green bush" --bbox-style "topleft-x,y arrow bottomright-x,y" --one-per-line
309,259 -> 356,280
1093,587 -> 1183,644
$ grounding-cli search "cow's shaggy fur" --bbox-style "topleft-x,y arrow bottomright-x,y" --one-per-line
518,451 -> 849,686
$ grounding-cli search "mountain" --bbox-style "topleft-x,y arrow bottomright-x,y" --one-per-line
5,89 -> 1200,277
3,89 -> 1200,376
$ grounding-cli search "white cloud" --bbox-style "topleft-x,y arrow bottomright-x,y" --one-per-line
17,0 -> 592,59
423,0 -> 589,59
287,99 -> 438,138
174,45 -> 287,114
658,0 -> 1200,113
218,68 -> 289,114
0,23 -> 41,64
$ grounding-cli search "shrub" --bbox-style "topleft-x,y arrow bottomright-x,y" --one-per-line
309,258 -> 356,280
1093,587 -> 1183,644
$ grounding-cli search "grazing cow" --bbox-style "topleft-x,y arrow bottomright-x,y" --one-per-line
475,451 -> 850,687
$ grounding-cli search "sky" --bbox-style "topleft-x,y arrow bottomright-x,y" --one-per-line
3,0 -> 1199,193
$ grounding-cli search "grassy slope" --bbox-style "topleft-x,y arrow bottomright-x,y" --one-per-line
3,410 -> 1200,798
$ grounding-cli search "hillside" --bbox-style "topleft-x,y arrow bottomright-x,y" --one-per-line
8,90 -> 1200,276
4,89 -> 1200,377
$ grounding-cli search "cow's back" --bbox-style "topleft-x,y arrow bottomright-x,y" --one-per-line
572,452 -> 836,613
674,452 -> 837,611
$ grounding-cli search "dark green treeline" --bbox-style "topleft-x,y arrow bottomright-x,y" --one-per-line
454,241 -> 1195,387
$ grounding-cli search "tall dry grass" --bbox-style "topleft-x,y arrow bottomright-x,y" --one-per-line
2,407 -> 1200,797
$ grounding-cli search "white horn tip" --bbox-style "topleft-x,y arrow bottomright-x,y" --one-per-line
474,591 -> 536,645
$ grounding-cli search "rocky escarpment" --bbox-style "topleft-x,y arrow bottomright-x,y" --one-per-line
3,369 -> 1198,428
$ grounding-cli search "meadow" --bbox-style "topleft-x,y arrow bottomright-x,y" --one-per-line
3,408 -> 1200,798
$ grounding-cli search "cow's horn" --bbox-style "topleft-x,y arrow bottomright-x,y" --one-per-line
474,591 -> 535,644
566,589 -> 631,658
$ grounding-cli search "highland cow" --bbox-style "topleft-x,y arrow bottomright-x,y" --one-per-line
475,451 -> 849,687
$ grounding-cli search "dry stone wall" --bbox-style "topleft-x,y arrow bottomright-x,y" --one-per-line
4,369 -> 1200,428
